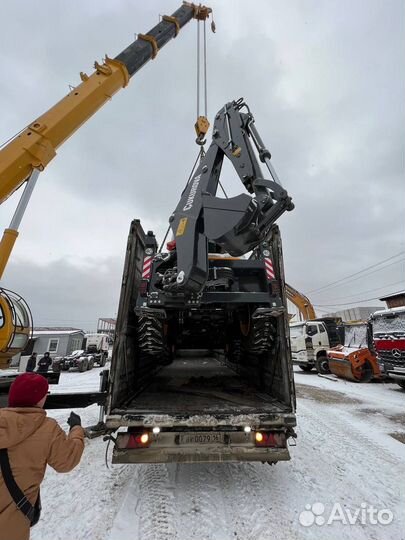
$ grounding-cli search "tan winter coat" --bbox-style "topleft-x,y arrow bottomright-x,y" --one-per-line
0,407 -> 84,540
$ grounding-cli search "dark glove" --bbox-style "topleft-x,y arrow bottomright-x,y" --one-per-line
67,411 -> 81,429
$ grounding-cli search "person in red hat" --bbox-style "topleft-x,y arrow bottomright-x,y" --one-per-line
0,373 -> 84,540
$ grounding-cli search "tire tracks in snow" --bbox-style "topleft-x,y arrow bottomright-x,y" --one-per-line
172,463 -> 232,540
135,464 -> 177,540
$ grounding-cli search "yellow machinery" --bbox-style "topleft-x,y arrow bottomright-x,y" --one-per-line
0,289 -> 32,364
285,283 -> 316,320
0,3 -> 213,367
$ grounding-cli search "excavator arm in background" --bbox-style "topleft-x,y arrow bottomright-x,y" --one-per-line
169,98 -> 294,293
285,283 -> 316,320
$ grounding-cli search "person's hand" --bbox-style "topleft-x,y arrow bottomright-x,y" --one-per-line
67,411 -> 81,429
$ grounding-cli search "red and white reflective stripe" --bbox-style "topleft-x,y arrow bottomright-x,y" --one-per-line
264,257 -> 275,280
142,256 -> 153,279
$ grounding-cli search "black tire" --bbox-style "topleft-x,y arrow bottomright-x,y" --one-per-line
397,381 -> 405,390
100,356 -> 107,367
79,360 -> 87,373
315,355 -> 330,374
299,364 -> 313,372
87,359 -> 94,370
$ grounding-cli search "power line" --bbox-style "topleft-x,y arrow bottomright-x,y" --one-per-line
319,279 -> 405,302
313,289 -> 404,308
307,251 -> 405,294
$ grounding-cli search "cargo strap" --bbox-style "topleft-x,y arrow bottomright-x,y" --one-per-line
0,448 -> 39,523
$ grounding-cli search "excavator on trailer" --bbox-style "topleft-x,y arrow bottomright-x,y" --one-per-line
130,97 -> 294,364
107,98 -> 297,464
0,2 -> 214,368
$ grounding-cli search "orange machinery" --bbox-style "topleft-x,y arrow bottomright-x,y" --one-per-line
327,321 -> 381,382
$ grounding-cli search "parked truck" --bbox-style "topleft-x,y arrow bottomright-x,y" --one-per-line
371,306 -> 405,389
83,333 -> 109,366
52,333 -> 109,373
290,318 -> 342,373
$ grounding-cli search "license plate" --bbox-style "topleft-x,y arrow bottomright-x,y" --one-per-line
179,433 -> 225,445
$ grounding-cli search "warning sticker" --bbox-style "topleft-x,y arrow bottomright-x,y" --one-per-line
176,217 -> 188,236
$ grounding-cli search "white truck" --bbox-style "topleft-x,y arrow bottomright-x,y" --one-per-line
290,318 -> 342,373
83,333 -> 109,367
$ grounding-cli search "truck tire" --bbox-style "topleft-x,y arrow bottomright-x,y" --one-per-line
397,380 -> 405,390
315,355 -> 330,374
100,356 -> 107,367
87,358 -> 94,370
79,360 -> 88,373
299,364 -> 313,372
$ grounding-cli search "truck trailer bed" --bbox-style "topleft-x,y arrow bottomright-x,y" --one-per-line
110,356 -> 290,422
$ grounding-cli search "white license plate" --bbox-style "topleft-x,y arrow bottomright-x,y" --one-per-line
179,433 -> 225,445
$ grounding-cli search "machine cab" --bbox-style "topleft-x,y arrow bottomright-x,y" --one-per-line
0,288 -> 32,368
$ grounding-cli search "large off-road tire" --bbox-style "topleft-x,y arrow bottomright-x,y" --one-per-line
99,355 -> 107,367
299,364 -> 313,372
87,358 -> 94,370
315,355 -> 330,374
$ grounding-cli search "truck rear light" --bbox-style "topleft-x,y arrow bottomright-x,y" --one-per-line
254,431 -> 286,448
255,432 -> 264,443
126,432 -> 151,448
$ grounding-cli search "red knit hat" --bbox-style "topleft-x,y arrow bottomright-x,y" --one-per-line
8,373 -> 49,407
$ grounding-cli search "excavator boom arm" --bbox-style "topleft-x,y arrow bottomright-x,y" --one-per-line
170,99 -> 294,293
0,2 -> 211,204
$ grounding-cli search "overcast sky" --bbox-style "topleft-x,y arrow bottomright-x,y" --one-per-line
1,0 -> 404,329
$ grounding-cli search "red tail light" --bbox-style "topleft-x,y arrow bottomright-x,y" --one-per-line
126,432 -> 151,448
255,431 -> 286,448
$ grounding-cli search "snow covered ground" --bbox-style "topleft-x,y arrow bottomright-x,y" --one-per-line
31,365 -> 405,540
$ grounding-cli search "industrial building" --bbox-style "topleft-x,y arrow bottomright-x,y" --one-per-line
379,291 -> 405,309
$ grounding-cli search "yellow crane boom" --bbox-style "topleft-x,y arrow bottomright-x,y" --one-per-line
0,2 -> 211,204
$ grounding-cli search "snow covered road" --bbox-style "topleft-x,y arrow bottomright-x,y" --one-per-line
31,366 -> 405,540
